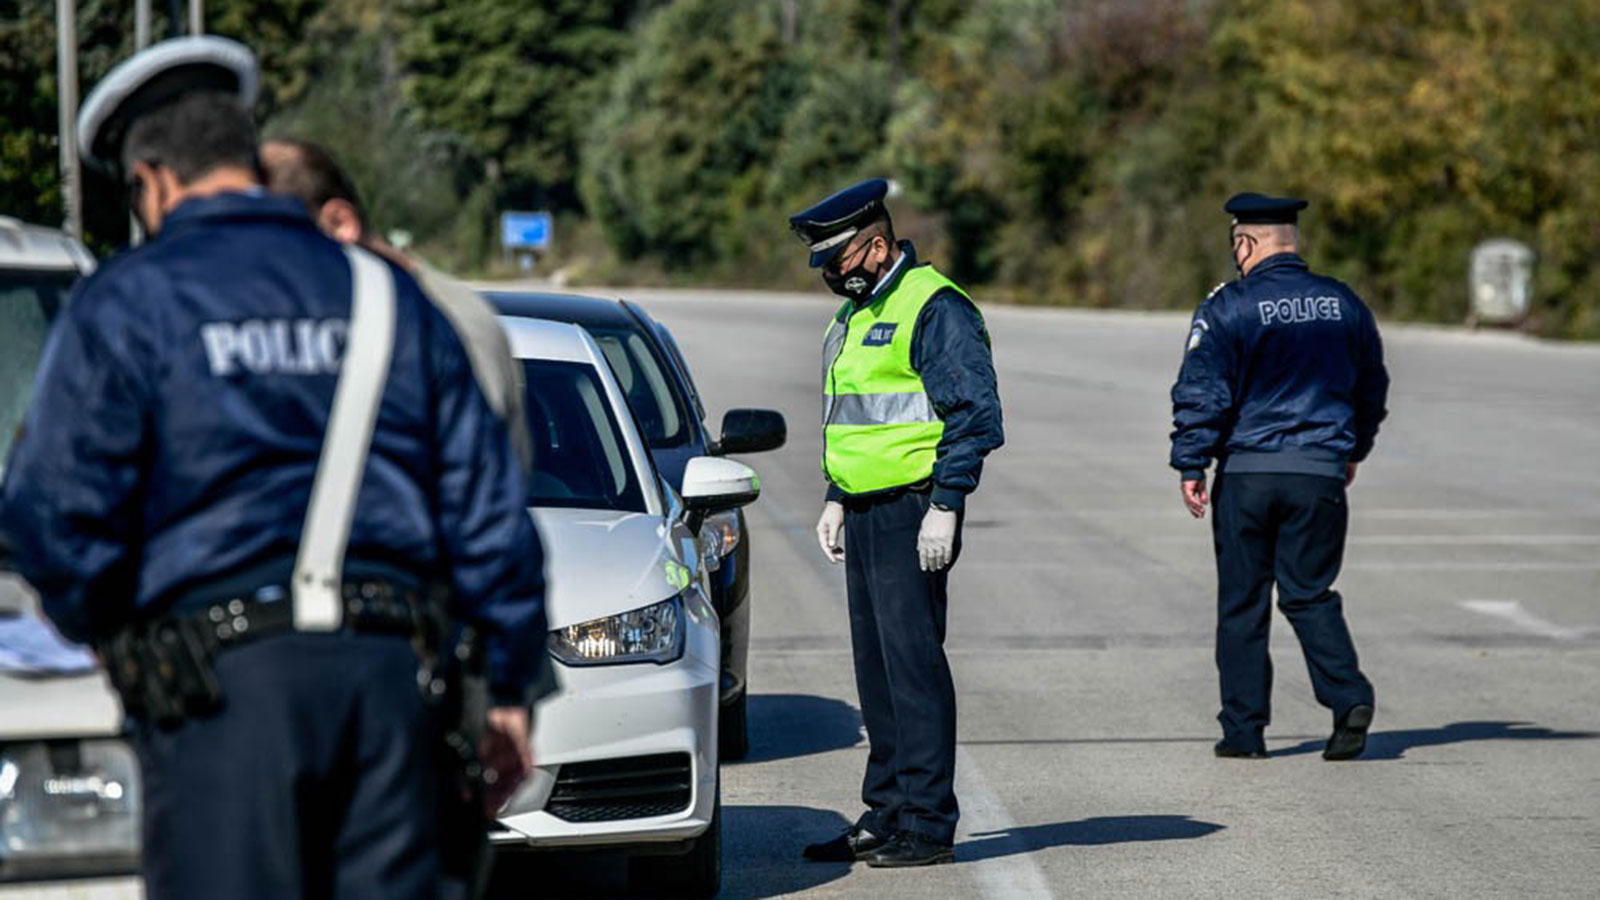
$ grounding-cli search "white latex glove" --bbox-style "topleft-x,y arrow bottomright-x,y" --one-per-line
917,506 -> 958,572
816,501 -> 845,564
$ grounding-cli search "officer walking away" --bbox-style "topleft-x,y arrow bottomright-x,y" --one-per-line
1170,193 -> 1389,762
792,179 -> 1003,867
259,138 -> 535,474
0,38 -> 547,899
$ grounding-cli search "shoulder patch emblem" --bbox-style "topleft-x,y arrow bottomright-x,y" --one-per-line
1186,317 -> 1208,351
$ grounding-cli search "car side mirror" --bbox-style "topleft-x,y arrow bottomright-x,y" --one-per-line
681,457 -> 761,520
715,408 -> 786,455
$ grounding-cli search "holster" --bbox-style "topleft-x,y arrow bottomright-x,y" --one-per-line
99,616 -> 224,729
426,617 -> 495,897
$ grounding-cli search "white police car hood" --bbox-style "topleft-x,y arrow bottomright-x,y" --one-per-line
529,507 -> 697,630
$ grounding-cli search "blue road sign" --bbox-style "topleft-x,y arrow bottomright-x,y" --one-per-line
501,211 -> 553,251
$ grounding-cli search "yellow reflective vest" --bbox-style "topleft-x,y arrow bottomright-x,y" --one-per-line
822,265 -> 980,495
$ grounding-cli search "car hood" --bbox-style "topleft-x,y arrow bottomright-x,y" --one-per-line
0,671 -> 123,740
529,507 -> 689,629
0,576 -> 122,739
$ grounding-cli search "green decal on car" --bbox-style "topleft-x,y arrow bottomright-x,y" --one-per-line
665,560 -> 691,591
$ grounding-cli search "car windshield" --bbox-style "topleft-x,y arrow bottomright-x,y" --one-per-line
0,269 -> 75,467
522,359 -> 647,512
587,326 -> 692,449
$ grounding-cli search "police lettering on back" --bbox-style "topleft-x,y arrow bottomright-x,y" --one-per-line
1257,295 -> 1342,326
199,317 -> 347,375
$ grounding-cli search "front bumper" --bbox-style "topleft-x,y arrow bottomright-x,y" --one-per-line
492,628 -> 719,849
0,737 -> 141,883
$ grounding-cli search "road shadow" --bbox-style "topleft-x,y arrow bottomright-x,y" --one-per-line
719,805 -> 853,900
962,815 -> 1224,863
1271,720 -> 1600,760
738,693 -> 863,764
485,805 -> 851,900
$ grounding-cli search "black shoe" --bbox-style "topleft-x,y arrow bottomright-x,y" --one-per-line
1324,704 -> 1374,761
1214,739 -> 1268,759
863,831 -> 955,868
803,825 -> 891,862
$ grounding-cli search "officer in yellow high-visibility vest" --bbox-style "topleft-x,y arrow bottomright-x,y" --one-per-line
791,178 -> 1004,868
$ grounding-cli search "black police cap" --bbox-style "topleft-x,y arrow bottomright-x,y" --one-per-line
789,178 -> 890,268
1224,192 -> 1308,225
77,36 -> 259,176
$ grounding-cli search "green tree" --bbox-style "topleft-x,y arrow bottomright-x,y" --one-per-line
579,0 -> 802,270
397,0 -> 637,211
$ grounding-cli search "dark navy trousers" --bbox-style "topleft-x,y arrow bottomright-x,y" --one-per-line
844,488 -> 960,845
132,632 -> 442,900
1211,473 -> 1375,745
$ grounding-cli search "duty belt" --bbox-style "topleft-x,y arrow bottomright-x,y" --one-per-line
197,579 -> 434,645
101,579 -> 441,729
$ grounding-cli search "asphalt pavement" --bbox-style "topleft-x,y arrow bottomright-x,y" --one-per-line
9,291 -> 1598,899
603,289 -> 1600,900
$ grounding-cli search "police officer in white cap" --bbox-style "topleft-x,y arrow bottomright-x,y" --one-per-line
1,37 -> 547,898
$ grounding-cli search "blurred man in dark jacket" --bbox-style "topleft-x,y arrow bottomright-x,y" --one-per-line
1170,192 -> 1389,762
260,137 -> 534,474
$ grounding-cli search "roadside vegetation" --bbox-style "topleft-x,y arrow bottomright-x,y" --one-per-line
4,0 -> 1596,336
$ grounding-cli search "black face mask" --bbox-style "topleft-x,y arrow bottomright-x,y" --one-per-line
1230,228 -> 1257,278
823,243 -> 884,303
127,165 -> 168,238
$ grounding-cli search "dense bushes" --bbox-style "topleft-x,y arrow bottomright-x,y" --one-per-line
5,0 -> 1596,335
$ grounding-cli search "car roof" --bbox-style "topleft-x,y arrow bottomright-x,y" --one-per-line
484,290 -> 642,330
0,217 -> 95,273
496,315 -> 608,365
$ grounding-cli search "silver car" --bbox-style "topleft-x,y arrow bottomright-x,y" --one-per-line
489,315 -> 760,899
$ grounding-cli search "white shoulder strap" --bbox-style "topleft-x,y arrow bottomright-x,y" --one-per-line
292,247 -> 397,631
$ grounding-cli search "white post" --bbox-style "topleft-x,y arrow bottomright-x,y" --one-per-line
188,0 -> 203,35
135,0 -> 151,48
56,0 -> 81,239
129,0 -> 153,245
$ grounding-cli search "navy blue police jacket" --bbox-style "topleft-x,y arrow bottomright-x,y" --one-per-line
824,241 -> 1004,511
0,191 -> 548,701
1169,252 -> 1389,482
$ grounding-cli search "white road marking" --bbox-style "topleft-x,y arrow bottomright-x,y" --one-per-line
964,559 -> 1600,573
1349,561 -> 1600,572
955,746 -> 1056,900
1346,535 -> 1600,546
1459,600 -> 1592,640
1091,534 -> 1600,547
959,507 -> 1600,522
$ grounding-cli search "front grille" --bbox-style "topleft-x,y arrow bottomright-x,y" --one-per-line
544,752 -> 693,823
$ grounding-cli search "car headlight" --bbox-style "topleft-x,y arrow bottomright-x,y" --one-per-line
549,595 -> 685,667
0,739 -> 141,880
700,510 -> 741,567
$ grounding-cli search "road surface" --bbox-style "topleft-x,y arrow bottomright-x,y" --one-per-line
9,292 -> 1598,899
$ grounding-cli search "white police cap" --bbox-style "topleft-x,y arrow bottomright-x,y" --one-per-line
77,36 -> 259,175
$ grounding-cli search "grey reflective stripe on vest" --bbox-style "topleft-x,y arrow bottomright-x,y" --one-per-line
822,319 -> 848,386
821,319 -> 849,426
824,391 -> 937,427
291,246 -> 397,632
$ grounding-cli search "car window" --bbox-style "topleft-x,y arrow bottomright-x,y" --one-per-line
0,269 -> 74,467
521,359 -> 647,512
588,327 -> 691,449
652,322 -> 706,421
